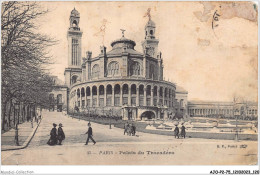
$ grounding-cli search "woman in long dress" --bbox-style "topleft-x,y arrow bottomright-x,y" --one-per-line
47,123 -> 57,146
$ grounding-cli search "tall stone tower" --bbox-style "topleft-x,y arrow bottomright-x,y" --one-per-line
142,15 -> 163,81
64,8 -> 83,87
142,18 -> 159,58
68,8 -> 82,67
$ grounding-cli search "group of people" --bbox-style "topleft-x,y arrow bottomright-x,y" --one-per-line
124,122 -> 136,136
47,120 -> 186,146
47,122 -> 96,146
47,123 -> 65,146
173,124 -> 186,139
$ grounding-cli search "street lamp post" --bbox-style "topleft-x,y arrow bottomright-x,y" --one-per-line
109,109 -> 113,129
14,123 -> 20,146
234,109 -> 239,142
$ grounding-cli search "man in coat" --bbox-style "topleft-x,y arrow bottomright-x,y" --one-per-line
57,123 -> 65,145
131,123 -> 136,136
124,122 -> 129,135
180,124 -> 186,139
174,125 -> 179,139
85,122 -> 96,145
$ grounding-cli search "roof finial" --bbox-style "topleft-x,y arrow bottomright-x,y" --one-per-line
120,29 -> 126,37
143,8 -> 151,20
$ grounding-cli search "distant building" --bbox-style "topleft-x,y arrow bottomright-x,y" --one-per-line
175,86 -> 188,117
188,100 -> 258,119
48,76 -> 68,112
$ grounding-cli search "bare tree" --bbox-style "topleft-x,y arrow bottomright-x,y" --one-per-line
1,2 -> 56,130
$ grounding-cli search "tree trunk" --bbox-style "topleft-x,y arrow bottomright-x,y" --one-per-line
26,105 -> 30,121
8,99 -> 12,128
1,100 -> 8,131
23,105 -> 25,122
17,105 -> 20,124
28,104 -> 31,121
34,105 -> 36,120
13,104 -> 15,127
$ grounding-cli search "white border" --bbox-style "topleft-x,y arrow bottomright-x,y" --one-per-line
1,0 -> 259,174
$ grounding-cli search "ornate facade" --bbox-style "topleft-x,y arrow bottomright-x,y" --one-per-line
64,8 -> 179,120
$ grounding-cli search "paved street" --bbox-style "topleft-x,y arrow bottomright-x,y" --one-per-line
1,111 -> 258,165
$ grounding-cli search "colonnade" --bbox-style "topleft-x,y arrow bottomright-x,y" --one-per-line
188,108 -> 233,116
70,83 -> 176,109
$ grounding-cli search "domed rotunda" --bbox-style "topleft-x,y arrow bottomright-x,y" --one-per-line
64,8 -> 177,120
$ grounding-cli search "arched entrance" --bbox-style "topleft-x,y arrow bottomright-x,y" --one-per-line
141,111 -> 155,120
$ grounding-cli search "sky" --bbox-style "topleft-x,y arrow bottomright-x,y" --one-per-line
36,1 -> 258,102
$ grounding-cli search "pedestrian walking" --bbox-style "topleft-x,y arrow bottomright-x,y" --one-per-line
174,125 -> 179,139
132,123 -> 136,136
127,123 -> 133,136
85,122 -> 96,145
57,123 -> 65,145
47,123 -> 57,146
180,124 -> 186,138
124,122 -> 129,135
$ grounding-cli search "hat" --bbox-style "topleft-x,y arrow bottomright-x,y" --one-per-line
53,123 -> 57,127
59,123 -> 63,127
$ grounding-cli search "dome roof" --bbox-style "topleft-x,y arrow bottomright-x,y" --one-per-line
145,19 -> 156,28
71,8 -> 80,17
110,36 -> 136,48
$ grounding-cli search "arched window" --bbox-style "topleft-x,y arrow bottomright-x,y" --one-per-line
86,87 -> 91,96
71,75 -> 78,84
106,85 -> 112,95
92,64 -> 100,79
146,85 -> 151,96
130,62 -> 141,76
108,61 -> 119,76
92,86 -> 97,96
150,30 -> 153,35
114,84 -> 120,94
123,84 -> 129,94
72,20 -> 78,27
153,86 -> 157,96
131,84 -> 136,95
149,64 -> 155,79
99,85 -> 104,95
139,85 -> 144,95
72,39 -> 79,65
81,88 -> 85,97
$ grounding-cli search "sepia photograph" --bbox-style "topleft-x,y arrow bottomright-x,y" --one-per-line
1,0 -> 259,174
